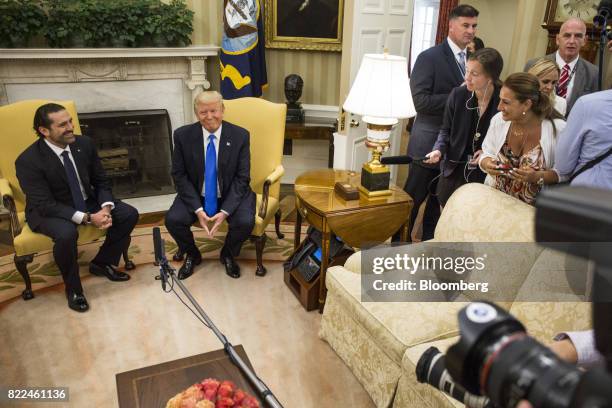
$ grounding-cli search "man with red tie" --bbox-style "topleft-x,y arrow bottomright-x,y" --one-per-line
165,91 -> 255,280
524,17 -> 598,116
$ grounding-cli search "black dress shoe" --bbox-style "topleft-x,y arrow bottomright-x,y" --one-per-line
178,254 -> 202,280
221,256 -> 240,279
67,292 -> 89,312
89,263 -> 130,282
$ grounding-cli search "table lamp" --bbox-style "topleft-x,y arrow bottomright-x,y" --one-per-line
342,53 -> 416,197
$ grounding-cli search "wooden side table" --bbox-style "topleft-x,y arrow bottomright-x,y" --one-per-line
290,169 -> 413,312
285,119 -> 335,168
116,346 -> 261,407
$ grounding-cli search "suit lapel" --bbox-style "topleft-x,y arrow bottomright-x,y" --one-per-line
193,124 -> 205,195
38,139 -> 68,184
569,59 -> 586,107
217,122 -> 231,191
442,40 -> 464,85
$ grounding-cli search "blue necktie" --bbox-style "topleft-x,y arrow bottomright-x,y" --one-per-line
457,51 -> 466,76
61,150 -> 87,212
204,135 -> 218,216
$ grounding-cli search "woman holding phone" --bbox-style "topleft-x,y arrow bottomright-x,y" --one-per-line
424,48 -> 503,207
479,73 -> 566,205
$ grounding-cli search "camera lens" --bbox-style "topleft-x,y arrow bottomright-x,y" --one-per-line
485,336 -> 581,408
416,346 -> 492,408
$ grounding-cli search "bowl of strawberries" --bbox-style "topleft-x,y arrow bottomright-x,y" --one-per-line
166,378 -> 260,408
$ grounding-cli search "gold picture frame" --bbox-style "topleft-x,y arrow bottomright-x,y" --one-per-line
264,0 -> 343,52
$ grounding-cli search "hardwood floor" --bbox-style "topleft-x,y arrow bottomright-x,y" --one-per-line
0,260 -> 374,408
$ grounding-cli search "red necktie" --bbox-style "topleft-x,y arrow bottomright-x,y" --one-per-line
556,63 -> 570,98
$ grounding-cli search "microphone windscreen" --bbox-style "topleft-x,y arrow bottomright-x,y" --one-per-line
380,155 -> 414,165
153,227 -> 164,262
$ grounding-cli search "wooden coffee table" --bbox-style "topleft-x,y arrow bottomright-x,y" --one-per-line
290,169 -> 413,312
116,345 -> 262,407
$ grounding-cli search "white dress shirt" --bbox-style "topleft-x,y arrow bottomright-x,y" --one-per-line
555,51 -> 579,101
553,94 -> 567,116
196,124 -> 228,216
554,330 -> 603,369
44,139 -> 114,224
447,36 -> 468,77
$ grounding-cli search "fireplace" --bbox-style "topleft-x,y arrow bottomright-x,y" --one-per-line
80,109 -> 174,199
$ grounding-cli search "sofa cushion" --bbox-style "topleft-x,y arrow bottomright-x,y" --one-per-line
326,265 -> 466,365
434,184 -> 535,242
514,248 -> 589,302
509,302 -> 592,342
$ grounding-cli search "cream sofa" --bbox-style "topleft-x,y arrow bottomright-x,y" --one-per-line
319,183 -> 592,407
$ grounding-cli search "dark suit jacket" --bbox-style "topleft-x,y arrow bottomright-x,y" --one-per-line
524,53 -> 598,115
408,39 -> 466,160
15,136 -> 113,230
171,120 -> 252,216
433,84 -> 501,177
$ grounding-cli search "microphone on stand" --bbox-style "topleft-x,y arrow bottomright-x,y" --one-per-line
381,155 -> 422,165
153,227 -> 167,291
150,228 -> 284,407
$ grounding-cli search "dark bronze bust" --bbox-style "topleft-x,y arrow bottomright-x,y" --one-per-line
284,74 -> 305,123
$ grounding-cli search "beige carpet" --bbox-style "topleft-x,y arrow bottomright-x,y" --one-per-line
0,261 -> 374,408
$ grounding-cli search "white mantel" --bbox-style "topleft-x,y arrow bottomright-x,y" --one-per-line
0,46 -> 219,60
0,45 -> 220,127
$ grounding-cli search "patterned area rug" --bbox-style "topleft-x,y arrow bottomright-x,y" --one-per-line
0,194 -> 305,304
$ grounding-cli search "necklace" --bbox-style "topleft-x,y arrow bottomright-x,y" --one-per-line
509,122 -> 528,158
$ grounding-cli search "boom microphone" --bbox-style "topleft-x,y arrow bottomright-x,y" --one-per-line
593,0 -> 612,27
593,0 -> 611,27
153,227 -> 167,291
153,227 -> 165,263
380,155 -> 415,165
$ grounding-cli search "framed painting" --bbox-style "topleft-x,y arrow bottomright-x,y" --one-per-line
264,0 -> 344,52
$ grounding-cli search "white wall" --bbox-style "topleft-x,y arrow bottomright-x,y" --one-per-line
461,0 -> 519,79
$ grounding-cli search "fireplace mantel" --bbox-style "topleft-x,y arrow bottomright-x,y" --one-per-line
0,46 -> 219,60
0,45 -> 220,114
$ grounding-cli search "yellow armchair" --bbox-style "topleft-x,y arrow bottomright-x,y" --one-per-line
224,97 -> 286,275
0,100 -> 134,300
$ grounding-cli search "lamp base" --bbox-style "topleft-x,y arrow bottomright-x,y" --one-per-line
360,166 -> 391,197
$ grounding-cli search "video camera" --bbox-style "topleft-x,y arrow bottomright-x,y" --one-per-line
416,185 -> 612,407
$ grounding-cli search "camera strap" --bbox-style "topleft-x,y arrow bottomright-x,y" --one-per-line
570,146 -> 612,182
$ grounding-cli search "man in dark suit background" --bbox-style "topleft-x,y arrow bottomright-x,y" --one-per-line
165,91 -> 255,280
402,4 -> 479,241
524,17 -> 598,116
15,103 -> 139,312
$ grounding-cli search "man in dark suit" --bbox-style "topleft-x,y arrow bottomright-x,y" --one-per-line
524,17 -> 598,115
165,91 -> 255,280
402,4 -> 479,241
15,103 -> 139,313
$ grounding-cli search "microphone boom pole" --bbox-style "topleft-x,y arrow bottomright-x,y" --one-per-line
153,228 -> 284,408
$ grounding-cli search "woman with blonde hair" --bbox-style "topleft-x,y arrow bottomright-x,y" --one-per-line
526,58 -> 567,116
479,73 -> 566,205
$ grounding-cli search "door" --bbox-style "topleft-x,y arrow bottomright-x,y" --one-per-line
334,0 -> 414,182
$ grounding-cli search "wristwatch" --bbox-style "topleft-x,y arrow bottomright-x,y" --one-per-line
81,212 -> 91,225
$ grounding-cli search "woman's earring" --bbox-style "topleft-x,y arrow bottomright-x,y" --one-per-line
522,111 -> 526,116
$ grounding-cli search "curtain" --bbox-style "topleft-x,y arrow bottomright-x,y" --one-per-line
435,0 -> 458,45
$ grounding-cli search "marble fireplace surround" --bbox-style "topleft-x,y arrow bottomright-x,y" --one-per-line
0,46 -> 219,132
0,46 -> 219,213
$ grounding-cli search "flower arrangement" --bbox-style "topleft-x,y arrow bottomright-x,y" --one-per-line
166,378 -> 260,408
